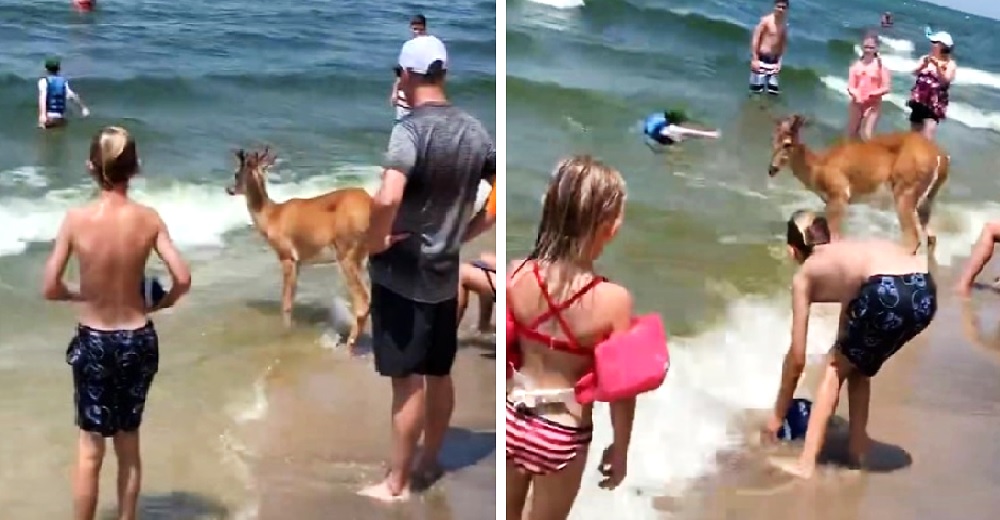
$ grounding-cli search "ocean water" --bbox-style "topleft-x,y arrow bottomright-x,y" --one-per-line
0,0 -> 495,517
506,0 -> 1000,518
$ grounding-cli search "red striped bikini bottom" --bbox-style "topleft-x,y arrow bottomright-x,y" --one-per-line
505,400 -> 593,475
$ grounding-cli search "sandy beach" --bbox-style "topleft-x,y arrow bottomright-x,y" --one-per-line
671,265 -> 1000,520
237,232 -> 497,520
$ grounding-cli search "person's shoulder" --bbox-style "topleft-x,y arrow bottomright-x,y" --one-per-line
593,280 -> 633,311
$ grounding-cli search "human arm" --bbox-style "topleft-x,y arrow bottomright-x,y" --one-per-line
42,212 -> 82,301
749,20 -> 764,70
872,63 -> 892,97
768,271 -> 811,433
666,124 -> 720,140
913,55 -> 931,75
600,285 -> 637,490
37,79 -> 47,127
368,124 -> 414,254
149,213 -> 191,311
774,27 -> 788,72
389,78 -> 401,107
847,63 -> 861,101
65,83 -> 90,117
938,60 -> 957,85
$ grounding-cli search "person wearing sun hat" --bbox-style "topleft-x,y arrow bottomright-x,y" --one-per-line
908,27 -> 957,140
361,32 -> 497,503
37,56 -> 90,129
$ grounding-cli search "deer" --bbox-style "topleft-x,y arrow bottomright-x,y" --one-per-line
768,114 -> 950,256
225,147 -> 372,350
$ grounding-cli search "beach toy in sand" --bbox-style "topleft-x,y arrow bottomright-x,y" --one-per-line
777,398 -> 812,441
141,276 -> 166,309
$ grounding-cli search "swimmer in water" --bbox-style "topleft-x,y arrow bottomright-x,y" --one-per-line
42,126 -> 191,520
749,0 -> 789,95
38,57 -> 90,129
507,155 -> 637,519
642,109 -> 720,152
765,210 -> 937,479
881,12 -> 893,28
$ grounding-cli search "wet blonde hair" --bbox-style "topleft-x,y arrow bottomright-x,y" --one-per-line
89,126 -> 139,189
786,209 -> 831,257
531,155 -> 627,263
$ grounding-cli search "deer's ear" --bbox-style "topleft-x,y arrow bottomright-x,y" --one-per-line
791,115 -> 808,130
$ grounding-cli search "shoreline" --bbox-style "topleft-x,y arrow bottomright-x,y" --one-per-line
241,232 -> 497,519
669,257 -> 1000,519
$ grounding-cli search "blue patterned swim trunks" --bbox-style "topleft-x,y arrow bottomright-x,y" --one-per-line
66,322 -> 159,437
838,273 -> 937,377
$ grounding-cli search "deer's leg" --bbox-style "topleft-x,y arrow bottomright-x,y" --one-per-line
824,195 -> 849,242
335,242 -> 371,349
894,191 -> 921,255
280,258 -> 299,327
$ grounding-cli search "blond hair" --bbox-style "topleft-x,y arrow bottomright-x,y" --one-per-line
531,155 -> 627,263
89,126 -> 139,189
786,209 -> 831,257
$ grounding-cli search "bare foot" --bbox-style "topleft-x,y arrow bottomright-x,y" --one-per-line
768,456 -> 815,479
357,480 -> 410,503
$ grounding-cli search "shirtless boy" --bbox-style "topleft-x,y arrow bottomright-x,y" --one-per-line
42,126 -> 191,520
749,0 -> 789,95
954,221 -> 1000,297
766,210 -> 937,478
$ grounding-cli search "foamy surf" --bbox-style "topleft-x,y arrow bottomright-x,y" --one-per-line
0,166 -> 492,257
820,75 -> 1000,133
570,297 -> 840,519
526,0 -> 584,9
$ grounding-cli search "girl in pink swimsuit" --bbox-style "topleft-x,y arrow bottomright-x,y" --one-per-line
845,33 -> 891,141
506,155 -> 637,520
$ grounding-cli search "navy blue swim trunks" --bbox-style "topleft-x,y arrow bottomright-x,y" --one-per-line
66,322 -> 159,437
838,273 -> 937,377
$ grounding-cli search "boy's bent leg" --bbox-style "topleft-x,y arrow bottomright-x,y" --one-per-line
74,431 -> 106,520
113,431 -> 142,520
417,297 -> 460,483
846,369 -> 871,467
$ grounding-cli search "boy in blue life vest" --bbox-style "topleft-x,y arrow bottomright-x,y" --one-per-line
642,109 -> 720,152
38,57 -> 90,129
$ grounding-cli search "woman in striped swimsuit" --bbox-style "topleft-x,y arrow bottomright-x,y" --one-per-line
506,155 -> 637,520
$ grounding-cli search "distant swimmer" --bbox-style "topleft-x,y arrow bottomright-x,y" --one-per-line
38,57 -> 90,129
749,0 -> 789,95
765,210 -> 937,479
881,12 -> 893,28
642,109 -> 720,151
72,0 -> 94,11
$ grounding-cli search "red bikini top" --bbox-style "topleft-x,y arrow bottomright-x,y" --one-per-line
506,262 -> 607,378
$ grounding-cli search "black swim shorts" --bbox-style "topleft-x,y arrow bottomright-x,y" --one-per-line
66,322 -> 159,437
370,283 -> 459,378
837,273 -> 937,377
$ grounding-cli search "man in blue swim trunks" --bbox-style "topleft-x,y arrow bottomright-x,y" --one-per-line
642,109 -> 720,151
766,210 -> 937,479
749,0 -> 789,95
37,57 -> 90,129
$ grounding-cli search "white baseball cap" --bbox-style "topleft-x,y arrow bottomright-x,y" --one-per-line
927,30 -> 954,48
398,35 -> 448,75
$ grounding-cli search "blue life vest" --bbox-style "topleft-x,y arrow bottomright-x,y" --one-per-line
45,75 -> 67,115
643,113 -> 669,138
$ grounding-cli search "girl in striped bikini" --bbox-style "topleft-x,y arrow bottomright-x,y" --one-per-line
506,155 -> 638,519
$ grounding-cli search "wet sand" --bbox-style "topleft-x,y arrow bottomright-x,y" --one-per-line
242,233 -> 497,520
671,265 -> 1000,519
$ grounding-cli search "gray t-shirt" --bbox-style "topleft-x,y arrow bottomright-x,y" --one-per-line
370,103 -> 496,303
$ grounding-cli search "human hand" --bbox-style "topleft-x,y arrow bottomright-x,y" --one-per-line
761,414 -> 783,443
751,59 -> 762,72
773,63 -> 782,74
597,444 -> 628,490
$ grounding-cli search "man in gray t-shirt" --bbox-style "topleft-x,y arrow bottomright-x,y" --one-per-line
360,35 -> 496,502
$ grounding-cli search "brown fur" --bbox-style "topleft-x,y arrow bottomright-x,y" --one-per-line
226,147 -> 372,349
768,114 -> 950,255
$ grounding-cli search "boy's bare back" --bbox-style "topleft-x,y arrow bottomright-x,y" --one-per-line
799,239 -> 929,304
55,197 -> 185,330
